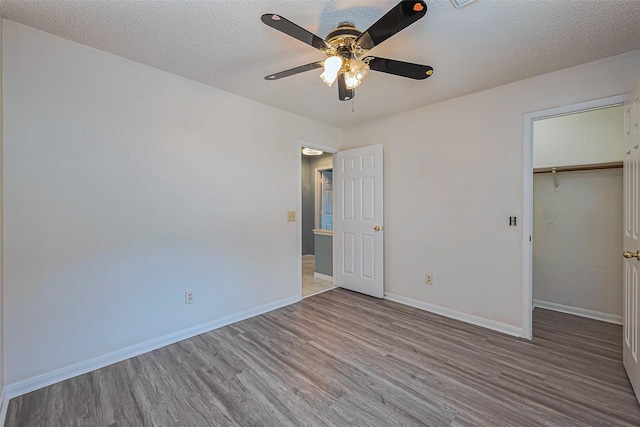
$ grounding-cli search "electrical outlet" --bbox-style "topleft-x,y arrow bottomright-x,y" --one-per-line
287,211 -> 296,222
425,274 -> 433,285
185,290 -> 195,304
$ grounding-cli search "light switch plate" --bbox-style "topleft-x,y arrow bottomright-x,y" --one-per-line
185,290 -> 194,304
287,211 -> 296,222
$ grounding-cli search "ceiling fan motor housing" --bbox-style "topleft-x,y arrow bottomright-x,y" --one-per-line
325,22 -> 368,66
325,22 -> 362,43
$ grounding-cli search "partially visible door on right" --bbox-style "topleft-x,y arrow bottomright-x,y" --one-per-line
623,77 -> 640,404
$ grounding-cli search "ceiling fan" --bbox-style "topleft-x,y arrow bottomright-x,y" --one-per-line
261,1 -> 434,101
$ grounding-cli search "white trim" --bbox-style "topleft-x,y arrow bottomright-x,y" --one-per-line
313,272 -> 333,282
302,286 -> 337,299
312,229 -> 333,236
525,95 -> 627,122
522,94 -> 628,340
385,293 -> 523,338
0,387 -> 8,427
298,141 -> 339,155
5,295 -> 299,399
523,111 -> 534,340
534,299 -> 623,325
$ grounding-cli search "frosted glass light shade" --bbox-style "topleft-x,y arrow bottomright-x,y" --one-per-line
320,70 -> 339,87
344,72 -> 361,89
324,56 -> 343,73
320,56 -> 343,87
350,59 -> 370,80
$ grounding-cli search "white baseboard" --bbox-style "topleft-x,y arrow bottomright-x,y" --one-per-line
533,299 -> 623,324
384,293 -> 524,338
0,387 -> 8,427
313,272 -> 333,282
5,295 -> 300,400
302,285 -> 337,299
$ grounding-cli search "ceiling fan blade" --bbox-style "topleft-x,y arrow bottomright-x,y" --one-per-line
261,14 -> 332,51
264,62 -> 324,80
338,73 -> 355,101
366,57 -> 433,80
356,1 -> 427,50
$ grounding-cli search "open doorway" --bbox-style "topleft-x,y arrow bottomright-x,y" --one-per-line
300,146 -> 337,298
532,105 -> 624,328
522,95 -> 627,338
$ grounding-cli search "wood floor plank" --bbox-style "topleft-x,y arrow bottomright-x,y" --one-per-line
5,289 -> 640,426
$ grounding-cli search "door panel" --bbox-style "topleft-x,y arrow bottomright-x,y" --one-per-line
343,178 -> 355,219
335,145 -> 384,298
343,233 -> 355,275
362,234 -> 375,279
362,177 -> 375,220
627,262 -> 631,348
624,77 -> 640,404
634,265 -> 638,361
631,145 -> 638,242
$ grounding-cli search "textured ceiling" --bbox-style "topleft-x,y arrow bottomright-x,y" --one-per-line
2,0 -> 640,128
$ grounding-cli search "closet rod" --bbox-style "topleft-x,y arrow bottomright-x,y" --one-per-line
533,161 -> 623,174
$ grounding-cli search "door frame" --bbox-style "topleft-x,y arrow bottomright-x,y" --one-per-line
297,141 -> 338,301
522,94 -> 628,339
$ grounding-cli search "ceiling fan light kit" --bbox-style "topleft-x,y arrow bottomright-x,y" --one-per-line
320,55 -> 344,87
351,59 -> 370,81
344,72 -> 362,90
261,1 -> 433,102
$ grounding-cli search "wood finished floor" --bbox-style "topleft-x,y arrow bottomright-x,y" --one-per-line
6,289 -> 640,426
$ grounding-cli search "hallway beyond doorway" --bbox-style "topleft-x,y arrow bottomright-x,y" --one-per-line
302,255 -> 335,298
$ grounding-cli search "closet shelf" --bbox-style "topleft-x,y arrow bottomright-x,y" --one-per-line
533,161 -> 623,174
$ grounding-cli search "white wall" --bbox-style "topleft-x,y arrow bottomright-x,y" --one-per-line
533,106 -> 624,168
343,49 -> 640,330
533,169 -> 622,316
2,20 -> 343,385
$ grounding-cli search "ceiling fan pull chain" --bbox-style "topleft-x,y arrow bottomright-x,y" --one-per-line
352,97 -> 355,113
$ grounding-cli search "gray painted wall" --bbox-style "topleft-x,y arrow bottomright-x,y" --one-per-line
301,155 -> 313,255
314,234 -> 333,276
301,152 -> 333,255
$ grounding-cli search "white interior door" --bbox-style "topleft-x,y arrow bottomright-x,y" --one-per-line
623,77 -> 640,403
334,144 -> 384,298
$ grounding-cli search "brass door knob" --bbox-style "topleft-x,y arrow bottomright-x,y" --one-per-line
623,250 -> 640,260
374,226 -> 383,232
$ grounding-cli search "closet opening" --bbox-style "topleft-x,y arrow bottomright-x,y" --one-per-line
522,95 -> 627,339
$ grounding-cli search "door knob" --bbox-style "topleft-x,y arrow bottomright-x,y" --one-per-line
623,250 -> 640,260
374,226 -> 383,232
